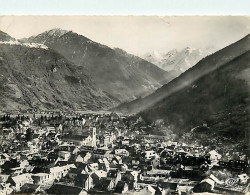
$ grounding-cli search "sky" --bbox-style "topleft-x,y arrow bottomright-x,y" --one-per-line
0,16 -> 250,55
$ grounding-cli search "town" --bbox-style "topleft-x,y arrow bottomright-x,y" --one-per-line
0,111 -> 249,195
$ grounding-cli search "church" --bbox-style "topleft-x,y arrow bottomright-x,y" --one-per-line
61,126 -> 97,147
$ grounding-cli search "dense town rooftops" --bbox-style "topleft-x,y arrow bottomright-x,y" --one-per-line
62,134 -> 89,141
0,112 -> 249,194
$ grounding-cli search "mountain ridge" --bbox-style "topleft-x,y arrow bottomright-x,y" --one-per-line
0,31 -> 116,112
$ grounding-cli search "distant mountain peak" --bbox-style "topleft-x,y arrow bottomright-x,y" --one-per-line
142,47 -> 214,73
28,28 -> 94,45
45,28 -> 70,37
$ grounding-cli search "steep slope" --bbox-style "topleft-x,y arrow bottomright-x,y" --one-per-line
24,29 -> 170,102
0,32 -> 116,112
140,51 -> 250,139
116,34 -> 250,141
0,31 -> 15,41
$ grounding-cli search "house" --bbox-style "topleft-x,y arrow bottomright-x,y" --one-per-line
176,184 -> 193,195
151,186 -> 165,195
115,149 -> 129,157
55,160 -> 70,167
209,174 -> 223,185
9,166 -> 24,175
20,183 -> 40,194
58,151 -> 71,161
238,173 -> 249,184
92,178 -> 115,192
107,169 -> 121,185
59,144 -> 76,153
32,173 -> 51,186
116,163 -> 128,172
132,157 -> 140,166
91,170 -> 107,185
144,150 -> 158,161
49,166 -> 63,180
140,185 -> 165,195
49,165 -> 72,181
151,156 -> 160,169
47,151 -> 59,162
93,148 -> 109,160
74,162 -> 89,174
76,151 -> 92,163
19,159 -> 29,168
112,156 -> 123,165
46,184 -> 86,195
75,174 -> 94,191
67,168 -> 82,180
0,183 -> 13,195
88,163 -> 99,172
97,159 -> 110,172
193,178 -> 215,193
6,173 -> 33,192
104,150 -> 116,161
73,147 -> 81,155
121,171 -> 140,189
0,175 -> 9,184
55,124 -> 63,132
100,136 -> 112,148
0,154 -> 10,165
47,126 -> 56,132
110,112 -> 119,121
1,159 -> 20,174
157,181 -> 178,193
114,181 -> 128,194
208,150 -> 222,162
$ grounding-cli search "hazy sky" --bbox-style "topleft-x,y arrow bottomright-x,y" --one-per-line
0,16 -> 249,55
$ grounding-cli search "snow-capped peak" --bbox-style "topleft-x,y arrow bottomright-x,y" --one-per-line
142,46 -> 213,72
152,50 -> 163,60
184,46 -> 195,54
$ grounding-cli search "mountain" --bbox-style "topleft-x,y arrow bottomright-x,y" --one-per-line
0,31 -> 116,112
142,47 -> 214,74
23,28 -> 171,102
0,31 -> 15,42
116,34 -> 250,141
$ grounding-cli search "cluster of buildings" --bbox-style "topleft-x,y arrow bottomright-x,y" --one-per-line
0,112 -> 249,194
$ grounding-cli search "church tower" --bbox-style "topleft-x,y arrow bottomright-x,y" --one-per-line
91,127 -> 97,147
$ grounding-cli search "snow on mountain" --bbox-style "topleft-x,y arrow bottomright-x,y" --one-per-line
142,47 -> 215,73
0,40 -> 49,50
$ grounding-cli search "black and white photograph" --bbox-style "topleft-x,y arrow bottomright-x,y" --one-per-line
0,11 -> 249,195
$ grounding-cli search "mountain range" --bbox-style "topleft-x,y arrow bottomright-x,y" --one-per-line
115,34 -> 250,142
0,29 -> 176,112
23,29 -> 172,102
